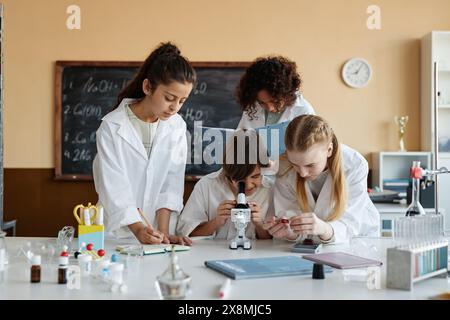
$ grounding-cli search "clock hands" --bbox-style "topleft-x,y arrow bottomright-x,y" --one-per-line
352,64 -> 363,75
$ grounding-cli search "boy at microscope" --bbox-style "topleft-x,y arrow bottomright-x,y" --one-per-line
176,130 -> 273,240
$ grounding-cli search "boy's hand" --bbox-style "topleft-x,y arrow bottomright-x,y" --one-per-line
248,201 -> 263,226
214,200 -> 236,227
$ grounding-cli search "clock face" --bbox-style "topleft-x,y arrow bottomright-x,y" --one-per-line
342,58 -> 372,88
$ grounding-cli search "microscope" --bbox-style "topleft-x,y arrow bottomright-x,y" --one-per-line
229,181 -> 252,250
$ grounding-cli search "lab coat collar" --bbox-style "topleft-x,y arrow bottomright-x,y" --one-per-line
303,144 -> 352,217
253,92 -> 306,126
304,173 -> 334,216
204,168 -> 223,179
102,98 -> 175,160
247,105 -> 265,128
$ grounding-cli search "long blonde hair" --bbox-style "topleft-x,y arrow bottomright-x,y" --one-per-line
284,115 -> 347,221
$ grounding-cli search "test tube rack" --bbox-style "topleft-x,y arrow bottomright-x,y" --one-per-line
386,240 -> 448,290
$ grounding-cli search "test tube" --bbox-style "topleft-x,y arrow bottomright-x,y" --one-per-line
393,218 -> 400,244
434,215 -> 442,238
400,218 -> 405,245
429,215 -> 434,242
417,216 -> 424,242
404,218 -> 409,243
428,215 -> 432,240
395,217 -> 403,245
439,214 -> 444,236
408,217 -> 413,242
398,217 -> 405,246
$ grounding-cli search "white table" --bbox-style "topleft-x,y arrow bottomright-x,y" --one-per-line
0,237 -> 449,300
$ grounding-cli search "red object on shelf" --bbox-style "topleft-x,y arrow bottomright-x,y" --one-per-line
410,167 -> 423,179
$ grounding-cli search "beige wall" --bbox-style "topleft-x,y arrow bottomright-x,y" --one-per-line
3,0 -> 450,168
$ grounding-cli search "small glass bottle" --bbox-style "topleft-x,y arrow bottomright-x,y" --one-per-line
58,256 -> 69,284
109,263 -> 124,285
405,161 -> 426,216
78,254 -> 92,277
31,255 -> 41,283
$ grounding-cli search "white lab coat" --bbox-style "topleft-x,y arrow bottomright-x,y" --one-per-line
273,144 -> 380,243
176,169 -> 274,240
93,98 -> 187,238
237,92 -> 315,129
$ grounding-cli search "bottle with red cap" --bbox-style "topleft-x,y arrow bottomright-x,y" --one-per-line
58,255 -> 69,284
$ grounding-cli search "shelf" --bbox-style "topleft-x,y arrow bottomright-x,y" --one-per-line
377,152 -> 431,156
438,69 -> 450,72
439,152 -> 450,158
438,104 -> 450,109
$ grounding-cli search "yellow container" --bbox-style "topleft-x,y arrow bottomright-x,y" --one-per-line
74,202 -> 104,250
78,224 -> 104,250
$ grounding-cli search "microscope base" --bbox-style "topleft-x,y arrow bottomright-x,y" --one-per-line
229,240 -> 252,250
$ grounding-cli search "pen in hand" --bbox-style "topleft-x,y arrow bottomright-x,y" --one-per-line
137,208 -> 164,242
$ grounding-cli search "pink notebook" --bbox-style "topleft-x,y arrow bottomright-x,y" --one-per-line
302,252 -> 382,269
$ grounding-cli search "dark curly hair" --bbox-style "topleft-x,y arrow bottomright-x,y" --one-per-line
236,56 -> 302,120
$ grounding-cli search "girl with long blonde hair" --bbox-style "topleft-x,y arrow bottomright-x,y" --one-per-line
264,115 -> 379,243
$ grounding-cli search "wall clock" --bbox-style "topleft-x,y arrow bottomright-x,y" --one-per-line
341,58 -> 372,88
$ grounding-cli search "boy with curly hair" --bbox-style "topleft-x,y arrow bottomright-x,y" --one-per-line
236,56 -> 315,129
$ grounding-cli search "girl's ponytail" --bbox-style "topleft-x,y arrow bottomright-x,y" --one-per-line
115,42 -> 196,109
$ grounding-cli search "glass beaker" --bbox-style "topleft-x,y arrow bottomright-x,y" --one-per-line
405,161 -> 426,216
156,246 -> 191,299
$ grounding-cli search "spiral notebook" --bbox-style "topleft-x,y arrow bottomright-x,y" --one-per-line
116,244 -> 190,255
205,255 -> 332,280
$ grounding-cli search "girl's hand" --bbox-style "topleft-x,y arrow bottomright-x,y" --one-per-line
214,200 -> 236,227
289,212 -> 333,240
262,216 -> 297,240
248,202 -> 262,226
162,234 -> 170,244
136,226 -> 164,244
167,235 -> 193,246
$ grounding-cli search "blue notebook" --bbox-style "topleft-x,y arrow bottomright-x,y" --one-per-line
205,255 -> 332,280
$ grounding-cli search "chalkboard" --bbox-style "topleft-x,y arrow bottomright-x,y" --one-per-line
179,63 -> 249,179
55,61 -> 140,180
55,61 -> 249,180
